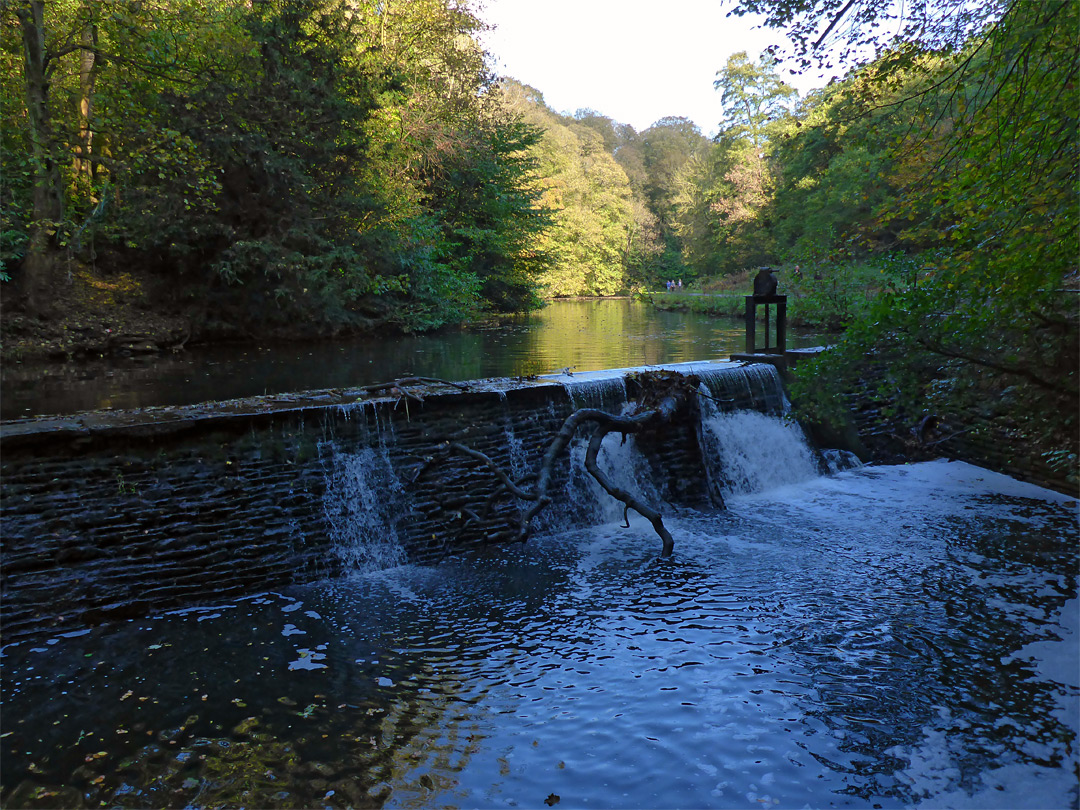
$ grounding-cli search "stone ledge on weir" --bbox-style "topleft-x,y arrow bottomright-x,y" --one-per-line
0,359 -> 756,451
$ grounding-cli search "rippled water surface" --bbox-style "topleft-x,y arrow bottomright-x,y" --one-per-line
3,461 -> 1076,809
0,299 -> 824,418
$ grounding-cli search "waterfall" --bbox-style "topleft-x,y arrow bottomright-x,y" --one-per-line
698,381 -> 820,497
694,362 -> 788,416
318,361 -> 852,569
499,393 -> 532,482
561,363 -> 832,505
564,373 -> 630,412
566,430 -> 662,524
321,428 -> 410,573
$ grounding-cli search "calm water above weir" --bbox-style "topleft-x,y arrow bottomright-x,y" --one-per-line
2,405 -> 1077,809
0,299 -> 822,419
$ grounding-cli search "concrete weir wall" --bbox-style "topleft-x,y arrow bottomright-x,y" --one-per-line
1,362 -> 783,644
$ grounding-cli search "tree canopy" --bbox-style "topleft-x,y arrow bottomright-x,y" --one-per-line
707,0 -> 1078,482
2,0 -> 553,334
4,1 -> 714,337
4,0 -> 1076,488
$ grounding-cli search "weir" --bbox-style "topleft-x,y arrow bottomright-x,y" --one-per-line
0,361 -> 847,643
3,364 -> 1077,810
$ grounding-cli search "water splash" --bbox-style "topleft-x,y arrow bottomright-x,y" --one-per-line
699,405 -> 820,497
321,442 -> 409,573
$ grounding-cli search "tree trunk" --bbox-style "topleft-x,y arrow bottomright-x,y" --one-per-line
74,17 -> 97,184
17,1 -> 65,316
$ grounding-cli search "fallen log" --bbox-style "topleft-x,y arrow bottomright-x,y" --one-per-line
424,371 -> 706,558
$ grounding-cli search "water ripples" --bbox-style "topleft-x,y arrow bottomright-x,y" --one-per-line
1,461 -> 1076,809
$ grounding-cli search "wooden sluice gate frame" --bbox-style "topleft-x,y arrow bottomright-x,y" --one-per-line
744,294 -> 787,355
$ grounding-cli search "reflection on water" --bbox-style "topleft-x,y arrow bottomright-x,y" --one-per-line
0,300 -> 824,418
2,461 -> 1076,809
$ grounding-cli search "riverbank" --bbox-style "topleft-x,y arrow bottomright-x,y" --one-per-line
0,265 -> 193,363
0,267 -> 646,366
646,291 -> 747,318
643,263 -> 886,332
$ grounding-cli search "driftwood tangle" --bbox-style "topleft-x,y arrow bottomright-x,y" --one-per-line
425,370 -> 708,558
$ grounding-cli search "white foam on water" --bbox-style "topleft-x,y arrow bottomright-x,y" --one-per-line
721,459 -> 1079,810
1002,596 -> 1080,729
322,443 -> 409,572
728,458 -> 1078,525
892,645 -> 1080,810
701,408 -> 820,497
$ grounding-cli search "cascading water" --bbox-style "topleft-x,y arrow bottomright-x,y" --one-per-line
563,372 -> 629,412
321,411 -> 410,572
497,391 -> 533,482
570,430 -> 663,524
700,406 -> 821,496
557,372 -> 666,525
695,362 -> 788,416
4,364 -> 1076,810
322,364 -> 849,571
694,363 -> 859,496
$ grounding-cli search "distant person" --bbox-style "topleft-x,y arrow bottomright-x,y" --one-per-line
677,279 -> 683,290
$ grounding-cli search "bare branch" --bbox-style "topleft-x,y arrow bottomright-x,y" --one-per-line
423,380 -> 691,556
814,0 -> 861,51
584,424 -> 674,556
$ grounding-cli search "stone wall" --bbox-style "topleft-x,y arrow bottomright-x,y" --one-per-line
1,363 -> 777,644
836,372 -> 1076,496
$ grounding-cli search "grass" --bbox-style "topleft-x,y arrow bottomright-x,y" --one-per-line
644,259 -> 888,330
647,293 -> 745,317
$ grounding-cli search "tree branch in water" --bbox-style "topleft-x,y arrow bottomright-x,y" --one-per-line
424,371 -> 707,558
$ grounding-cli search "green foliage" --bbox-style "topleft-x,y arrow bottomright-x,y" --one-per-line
670,54 -> 797,277
778,241 -> 894,329
698,0 -> 1080,474
423,116 -> 552,314
500,80 -> 638,297
714,51 -> 797,149
3,0 -> 552,332
648,293 -> 745,318
640,117 -> 709,255
0,13 -> 31,272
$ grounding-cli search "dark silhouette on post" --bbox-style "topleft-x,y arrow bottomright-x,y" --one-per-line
745,268 -> 787,354
752,268 -> 778,298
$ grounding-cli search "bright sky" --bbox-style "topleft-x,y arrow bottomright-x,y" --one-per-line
478,0 -> 834,137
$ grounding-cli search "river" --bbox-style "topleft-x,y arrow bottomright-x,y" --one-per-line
2,420 -> 1076,809
0,299 -> 822,419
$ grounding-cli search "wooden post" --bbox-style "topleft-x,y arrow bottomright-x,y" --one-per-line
776,297 -> 787,353
744,296 -> 756,353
